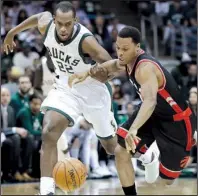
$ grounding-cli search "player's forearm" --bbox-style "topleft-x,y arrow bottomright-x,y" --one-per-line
9,12 -> 46,36
92,50 -> 112,64
89,59 -> 121,81
130,99 -> 156,131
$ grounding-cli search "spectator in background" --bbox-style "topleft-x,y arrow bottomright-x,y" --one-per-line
189,86 -> 197,94
186,17 -> 197,61
16,93 -> 43,137
167,1 -> 185,25
72,1 -> 90,26
186,63 -> 197,87
86,23 -> 104,46
1,87 -> 31,182
1,67 -> 20,96
16,93 -> 43,179
10,75 -> 32,115
1,13 -> 5,36
162,1 -> 186,56
2,16 -> 14,38
154,1 -> 170,19
94,14 -> 110,42
1,135 -> 14,182
16,9 -> 28,25
186,88 -> 197,168
184,0 -> 197,20
188,89 -> 197,117
8,2 -> 21,26
112,79 -> 125,111
118,102 -> 135,125
104,28 -> 118,58
107,16 -> 125,34
1,5 -> 10,36
12,41 -> 40,74
30,29 -> 46,56
1,46 -> 13,83
180,63 -> 197,99
184,63 -> 197,87
21,1 -> 45,16
171,54 -> 192,87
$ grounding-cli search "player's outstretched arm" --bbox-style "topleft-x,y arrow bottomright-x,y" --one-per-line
125,62 -> 159,152
130,62 -> 158,131
88,59 -> 125,81
68,59 -> 125,87
3,11 -> 52,54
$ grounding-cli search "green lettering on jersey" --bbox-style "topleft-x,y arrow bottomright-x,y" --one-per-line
64,55 -> 71,64
71,59 -> 80,66
59,51 -> 65,61
46,47 -> 81,73
52,48 -> 58,58
46,47 -> 52,57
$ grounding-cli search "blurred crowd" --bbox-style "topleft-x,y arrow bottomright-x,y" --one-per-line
137,0 -> 197,60
1,1 -> 197,183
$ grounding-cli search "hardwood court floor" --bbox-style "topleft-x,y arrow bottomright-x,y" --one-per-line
1,177 -> 197,195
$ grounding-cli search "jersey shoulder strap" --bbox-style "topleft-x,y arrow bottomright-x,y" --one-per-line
42,19 -> 53,43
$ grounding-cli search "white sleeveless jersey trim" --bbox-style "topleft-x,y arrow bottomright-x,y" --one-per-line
43,23 -> 96,88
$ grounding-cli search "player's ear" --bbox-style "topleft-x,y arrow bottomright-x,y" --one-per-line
136,43 -> 140,52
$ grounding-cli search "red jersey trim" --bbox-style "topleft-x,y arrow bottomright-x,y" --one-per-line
134,59 -> 166,91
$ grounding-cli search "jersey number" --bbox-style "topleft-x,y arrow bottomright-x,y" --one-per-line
57,61 -> 74,74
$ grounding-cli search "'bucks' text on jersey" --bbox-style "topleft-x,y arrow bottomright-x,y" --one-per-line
43,21 -> 95,87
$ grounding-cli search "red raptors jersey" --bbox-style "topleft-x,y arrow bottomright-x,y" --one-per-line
126,50 -> 189,121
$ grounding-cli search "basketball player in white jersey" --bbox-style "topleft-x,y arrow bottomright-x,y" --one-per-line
3,2 -> 119,195
4,2 -> 160,195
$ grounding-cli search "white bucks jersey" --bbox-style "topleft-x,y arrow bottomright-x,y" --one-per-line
43,21 -> 96,87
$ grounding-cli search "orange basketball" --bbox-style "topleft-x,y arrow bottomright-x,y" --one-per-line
52,158 -> 87,192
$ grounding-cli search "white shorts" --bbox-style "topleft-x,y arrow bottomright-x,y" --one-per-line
41,82 -> 117,139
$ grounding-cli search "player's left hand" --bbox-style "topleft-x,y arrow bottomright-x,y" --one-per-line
68,71 -> 89,87
125,129 -> 141,153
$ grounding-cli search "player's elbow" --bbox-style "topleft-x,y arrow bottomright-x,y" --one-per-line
38,11 -> 52,20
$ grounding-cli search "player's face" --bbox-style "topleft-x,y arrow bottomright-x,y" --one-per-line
30,98 -> 42,114
54,10 -> 76,41
116,37 -> 139,65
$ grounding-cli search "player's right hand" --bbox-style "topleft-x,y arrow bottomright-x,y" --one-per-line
68,71 -> 89,87
125,129 -> 141,153
3,31 -> 16,55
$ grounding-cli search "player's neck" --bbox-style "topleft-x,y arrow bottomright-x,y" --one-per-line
127,49 -> 144,71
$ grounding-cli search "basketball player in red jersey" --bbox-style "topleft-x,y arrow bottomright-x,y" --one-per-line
69,26 -> 197,195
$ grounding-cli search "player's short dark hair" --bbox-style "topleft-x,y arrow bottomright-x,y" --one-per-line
118,26 -> 141,44
54,1 -> 76,18
29,93 -> 43,102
